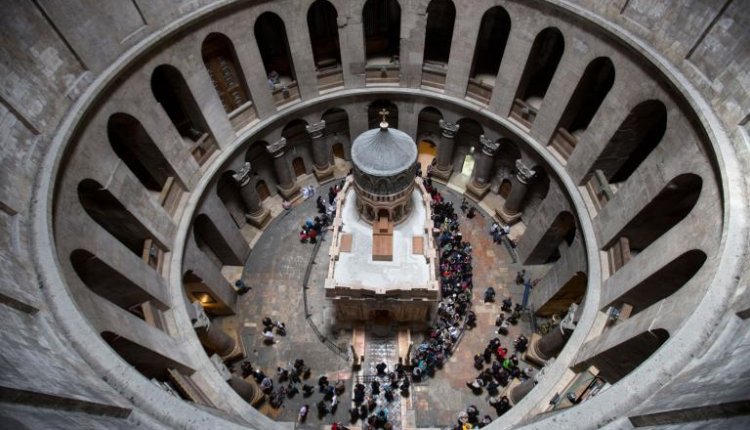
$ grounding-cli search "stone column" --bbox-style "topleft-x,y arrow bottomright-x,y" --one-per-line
466,135 -> 500,200
528,306 -> 577,365
193,303 -> 236,357
508,377 -> 536,405
266,138 -> 300,199
228,375 -> 264,405
307,120 -> 333,180
232,162 -> 270,228
433,119 -> 459,181
496,159 -> 537,225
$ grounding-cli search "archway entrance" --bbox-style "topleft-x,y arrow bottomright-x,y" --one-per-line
332,142 -> 345,160
256,180 -> 270,201
418,139 -> 437,171
500,179 -> 512,198
292,157 -> 306,177
461,152 -> 475,176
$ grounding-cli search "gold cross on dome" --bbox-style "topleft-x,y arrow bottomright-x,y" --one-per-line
379,108 -> 389,123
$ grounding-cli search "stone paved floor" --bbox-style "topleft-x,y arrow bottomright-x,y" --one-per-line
221,178 -> 550,429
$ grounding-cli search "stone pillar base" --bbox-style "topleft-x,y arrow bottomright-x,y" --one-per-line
466,181 -> 490,200
523,333 -> 547,367
313,164 -> 334,181
496,205 -> 523,225
431,165 -> 452,182
245,208 -> 270,228
220,325 -> 247,363
504,378 -> 523,406
277,182 -> 300,200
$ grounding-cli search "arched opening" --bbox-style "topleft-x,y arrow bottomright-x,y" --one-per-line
256,180 -> 271,201
201,33 -> 252,117
422,0 -> 455,92
551,57 -> 615,159
584,329 -> 670,384
216,171 -> 245,228
255,12 -> 299,104
308,0 -> 343,90
418,140 -> 437,170
332,142 -> 346,160
193,214 -> 242,267
78,179 -> 165,260
322,108 -> 350,137
467,6 -> 511,104
606,174 -> 702,274
70,249 -> 167,316
490,138 -> 520,194
607,250 -> 707,317
525,211 -> 576,264
523,166 -> 551,216
183,271 -> 232,316
512,27 -> 564,127
536,272 -> 587,317
102,331 -> 192,380
368,100 -> 398,129
363,0 -> 401,83
292,157 -> 306,177
453,118 -> 483,172
107,113 -> 179,193
416,107 -> 443,168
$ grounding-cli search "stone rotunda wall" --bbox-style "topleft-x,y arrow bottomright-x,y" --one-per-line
0,1 -> 748,429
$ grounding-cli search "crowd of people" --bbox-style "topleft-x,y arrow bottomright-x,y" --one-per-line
345,360 -> 411,430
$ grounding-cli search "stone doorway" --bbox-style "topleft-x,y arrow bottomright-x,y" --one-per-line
292,157 -> 306,177
255,180 -> 270,200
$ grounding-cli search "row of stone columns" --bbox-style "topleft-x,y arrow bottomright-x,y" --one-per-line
432,119 -> 539,224
229,121 -> 336,227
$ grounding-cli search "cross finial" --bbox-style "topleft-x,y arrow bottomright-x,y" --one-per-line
379,108 -> 389,124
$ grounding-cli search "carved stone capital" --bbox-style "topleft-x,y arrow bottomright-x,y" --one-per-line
232,162 -> 253,187
305,120 -> 326,139
515,159 -> 537,184
191,301 -> 211,330
266,137 -> 287,158
439,119 -> 459,139
479,135 -> 500,157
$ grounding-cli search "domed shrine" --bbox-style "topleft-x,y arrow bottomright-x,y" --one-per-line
325,111 -> 439,323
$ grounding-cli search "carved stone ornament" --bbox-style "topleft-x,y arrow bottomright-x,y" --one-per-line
479,135 -> 500,157
439,119 -> 459,139
305,120 -> 326,139
266,137 -> 287,157
232,162 -> 253,187
515,159 -> 537,184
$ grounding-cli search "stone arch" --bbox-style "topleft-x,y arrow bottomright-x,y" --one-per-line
216,171 -> 245,228
201,32 -> 251,114
469,6 -> 511,82
308,0 -> 341,69
588,100 -> 668,186
70,249 -> 167,313
525,210 -> 576,264
77,179 -> 163,257
490,138 -> 520,192
536,271 -> 587,317
193,214 -> 242,267
523,166 -> 551,216
416,106 -> 443,142
107,113 -> 179,193
583,329 -> 670,384
607,173 -> 701,260
255,12 -> 296,81
363,0 -> 401,62
423,0 -> 455,65
512,27 -> 564,124
151,65 -> 209,143
101,331 -> 192,380
453,118 -> 483,171
551,57 -> 615,156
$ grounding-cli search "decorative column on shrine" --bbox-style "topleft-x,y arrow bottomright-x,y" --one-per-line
266,137 -> 300,199
466,135 -> 500,200
306,120 -> 333,180
496,159 -> 537,225
432,119 -> 459,181
232,162 -> 270,227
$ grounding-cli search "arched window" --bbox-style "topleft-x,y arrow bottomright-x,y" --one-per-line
368,100 -> 398,128
606,174 -> 702,273
592,100 -> 668,185
466,7 -> 510,104
151,65 -> 209,142
363,0 -> 401,63
524,211 -> 576,264
201,33 -> 251,114
107,113 -> 178,192
255,12 -> 299,104
423,0 -> 455,65
216,171 -> 245,228
551,57 -> 615,158
308,0 -> 341,70
193,214 -> 243,267
512,27 -> 564,127
78,179 -> 164,259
